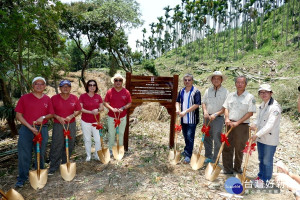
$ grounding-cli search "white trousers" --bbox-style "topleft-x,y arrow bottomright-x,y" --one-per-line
81,120 -> 101,159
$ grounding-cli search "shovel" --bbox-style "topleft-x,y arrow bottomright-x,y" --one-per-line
112,112 -> 124,160
205,126 -> 233,181
168,116 -> 181,165
29,125 -> 48,190
190,133 -> 205,170
236,128 -> 256,194
60,122 -> 76,181
190,119 -> 211,170
0,189 -> 24,200
93,114 -> 110,164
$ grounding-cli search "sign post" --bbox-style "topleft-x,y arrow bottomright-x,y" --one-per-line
124,72 -> 178,151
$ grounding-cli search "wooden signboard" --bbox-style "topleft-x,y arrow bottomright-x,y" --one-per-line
124,72 -> 179,151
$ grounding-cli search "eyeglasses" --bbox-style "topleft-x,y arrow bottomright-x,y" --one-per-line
259,91 -> 270,95
114,79 -> 123,82
88,84 -> 96,87
184,79 -> 192,82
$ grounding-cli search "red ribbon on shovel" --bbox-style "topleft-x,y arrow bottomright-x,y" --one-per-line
114,118 -> 121,128
92,123 -> 103,130
63,129 -> 72,139
201,125 -> 210,137
33,133 -> 42,145
242,141 -> 256,155
221,133 -> 230,146
175,124 -> 182,132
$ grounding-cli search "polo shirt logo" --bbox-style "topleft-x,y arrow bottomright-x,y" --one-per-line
44,103 -> 48,108
122,96 -> 126,100
70,102 -> 75,106
94,99 -> 99,103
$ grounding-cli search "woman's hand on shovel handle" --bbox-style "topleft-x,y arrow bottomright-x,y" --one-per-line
250,135 -> 258,142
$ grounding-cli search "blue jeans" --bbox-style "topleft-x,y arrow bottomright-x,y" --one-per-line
181,123 -> 197,158
17,125 -> 49,182
257,142 -> 277,182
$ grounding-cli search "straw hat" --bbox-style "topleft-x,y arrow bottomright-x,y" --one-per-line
111,73 -> 125,84
207,71 -> 227,82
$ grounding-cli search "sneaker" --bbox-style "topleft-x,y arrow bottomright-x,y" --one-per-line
94,155 -> 100,161
252,178 -> 264,188
109,150 -> 113,156
86,156 -> 91,162
183,157 -> 191,164
204,158 -> 212,164
15,180 -> 25,188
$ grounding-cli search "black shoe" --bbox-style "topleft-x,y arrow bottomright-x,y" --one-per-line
48,170 -> 55,175
234,168 -> 243,174
222,170 -> 233,174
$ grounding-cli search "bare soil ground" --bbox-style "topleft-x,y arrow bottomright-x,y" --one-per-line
0,71 -> 299,200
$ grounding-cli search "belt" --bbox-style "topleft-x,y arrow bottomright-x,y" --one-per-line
229,120 -> 249,124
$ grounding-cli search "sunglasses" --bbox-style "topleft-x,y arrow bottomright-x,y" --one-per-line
114,79 -> 123,82
184,79 -> 192,82
88,84 -> 96,87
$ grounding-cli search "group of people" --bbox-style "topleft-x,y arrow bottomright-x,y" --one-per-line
176,72 -> 282,188
14,70 -> 296,196
14,74 -> 131,188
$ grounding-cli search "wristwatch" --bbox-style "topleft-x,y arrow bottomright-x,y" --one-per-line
214,113 -> 218,117
42,116 -> 46,119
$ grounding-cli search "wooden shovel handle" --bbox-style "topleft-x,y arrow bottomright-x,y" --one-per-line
213,127 -> 234,169
0,189 -> 8,200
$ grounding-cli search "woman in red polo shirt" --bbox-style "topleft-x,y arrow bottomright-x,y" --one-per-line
79,80 -> 104,161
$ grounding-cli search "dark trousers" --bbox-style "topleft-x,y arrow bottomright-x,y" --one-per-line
49,122 -> 76,172
17,125 -> 48,182
181,123 -> 197,158
222,123 -> 249,173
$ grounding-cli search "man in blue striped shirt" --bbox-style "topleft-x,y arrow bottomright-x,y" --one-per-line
176,74 -> 201,164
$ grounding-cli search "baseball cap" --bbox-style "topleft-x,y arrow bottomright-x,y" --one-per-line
59,80 -> 71,87
32,77 -> 46,84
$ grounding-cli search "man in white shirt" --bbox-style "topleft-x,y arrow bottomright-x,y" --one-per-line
222,76 -> 256,174
202,71 -> 229,163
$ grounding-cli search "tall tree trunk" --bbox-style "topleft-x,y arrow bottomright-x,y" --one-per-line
260,0 -> 264,46
0,78 -> 18,137
272,0 -> 276,39
286,0 -> 290,46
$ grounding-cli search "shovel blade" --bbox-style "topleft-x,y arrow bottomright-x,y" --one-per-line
97,148 -> 111,164
169,150 -> 181,165
190,153 -> 205,170
168,150 -> 175,161
205,163 -> 221,181
6,189 -> 24,200
29,169 -> 48,190
60,162 -> 76,181
112,145 -> 125,161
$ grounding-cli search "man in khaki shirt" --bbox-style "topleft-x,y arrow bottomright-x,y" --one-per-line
222,76 -> 256,174
202,71 -> 229,163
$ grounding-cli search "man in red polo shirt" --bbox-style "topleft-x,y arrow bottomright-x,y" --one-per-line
15,77 -> 54,188
104,73 -> 132,155
48,80 -> 81,175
